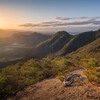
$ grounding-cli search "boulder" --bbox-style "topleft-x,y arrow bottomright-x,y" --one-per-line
63,74 -> 81,87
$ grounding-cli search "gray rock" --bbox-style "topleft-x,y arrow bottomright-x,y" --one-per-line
63,74 -> 81,87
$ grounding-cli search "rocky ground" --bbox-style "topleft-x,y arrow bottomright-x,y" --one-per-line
4,69 -> 100,100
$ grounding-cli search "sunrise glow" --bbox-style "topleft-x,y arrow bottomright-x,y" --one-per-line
0,0 -> 100,32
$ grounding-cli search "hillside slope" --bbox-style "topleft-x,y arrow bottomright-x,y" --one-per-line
57,30 -> 100,56
35,31 -> 72,58
33,29 -> 100,58
0,32 -> 51,62
6,69 -> 100,100
67,37 -> 100,61
0,32 -> 51,47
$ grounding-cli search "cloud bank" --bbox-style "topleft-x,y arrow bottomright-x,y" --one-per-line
54,17 -> 87,20
19,17 -> 100,28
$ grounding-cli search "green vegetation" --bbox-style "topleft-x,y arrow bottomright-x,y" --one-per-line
0,37 -> 100,98
76,79 -> 83,86
81,58 -> 100,85
0,57 -> 75,98
68,38 -> 100,63
0,56 -> 100,98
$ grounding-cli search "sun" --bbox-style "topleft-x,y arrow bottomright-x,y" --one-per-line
0,19 -> 4,28
0,21 -> 1,26
0,19 -> 9,29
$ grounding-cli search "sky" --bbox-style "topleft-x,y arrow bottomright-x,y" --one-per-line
0,0 -> 100,32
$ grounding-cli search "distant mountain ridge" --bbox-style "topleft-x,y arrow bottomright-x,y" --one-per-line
67,37 -> 100,62
33,29 -> 100,58
34,31 -> 72,58
0,29 -> 100,62
57,30 -> 100,56
0,32 -> 51,47
0,32 -> 51,63
11,32 -> 51,47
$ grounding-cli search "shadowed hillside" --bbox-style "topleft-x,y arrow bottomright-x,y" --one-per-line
0,32 -> 51,63
67,37 -> 100,62
33,29 -> 100,58
0,32 -> 51,47
34,31 -> 72,58
57,30 -> 100,56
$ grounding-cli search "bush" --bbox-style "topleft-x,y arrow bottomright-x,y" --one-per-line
57,75 -> 65,82
80,58 -> 99,69
76,79 -> 83,86
82,58 -> 100,85
0,57 -> 75,98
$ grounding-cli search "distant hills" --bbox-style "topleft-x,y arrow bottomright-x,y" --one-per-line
11,32 -> 51,47
0,32 -> 51,47
57,29 -> 100,56
33,29 -> 100,58
0,29 -> 100,63
35,31 -> 72,57
0,32 -> 51,62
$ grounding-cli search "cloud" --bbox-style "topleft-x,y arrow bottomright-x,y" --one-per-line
55,17 -> 73,20
19,23 -> 41,27
78,17 -> 87,19
19,17 -> 100,28
86,17 -> 98,21
54,19 -> 100,26
93,21 -> 100,25
54,17 -> 87,20
41,21 -> 60,24
54,17 -> 100,21
19,21 -> 62,27
19,21 -> 61,27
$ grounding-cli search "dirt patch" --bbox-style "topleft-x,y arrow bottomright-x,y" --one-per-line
5,69 -> 100,100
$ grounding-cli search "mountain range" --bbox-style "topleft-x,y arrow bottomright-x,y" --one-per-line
0,32 -> 51,63
68,36 -> 100,61
33,29 -> 100,58
0,29 -> 100,63
0,32 -> 51,47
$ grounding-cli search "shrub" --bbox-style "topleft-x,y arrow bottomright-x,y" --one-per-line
57,75 -> 65,82
0,57 -> 75,98
76,79 -> 83,86
80,58 -> 99,69
82,58 -> 100,85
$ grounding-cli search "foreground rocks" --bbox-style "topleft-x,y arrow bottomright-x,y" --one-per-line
4,69 -> 100,100
63,74 -> 81,87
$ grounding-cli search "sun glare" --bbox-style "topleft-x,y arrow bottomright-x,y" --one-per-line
0,18 -> 4,28
0,20 -> 2,27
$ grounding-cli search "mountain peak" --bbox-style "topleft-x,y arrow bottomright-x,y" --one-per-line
55,31 -> 70,36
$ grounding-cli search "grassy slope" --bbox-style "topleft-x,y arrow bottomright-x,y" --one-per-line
34,31 -> 72,58
67,37 -> 100,62
57,30 -> 100,56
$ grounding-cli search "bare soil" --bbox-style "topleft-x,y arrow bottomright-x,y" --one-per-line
6,69 -> 100,100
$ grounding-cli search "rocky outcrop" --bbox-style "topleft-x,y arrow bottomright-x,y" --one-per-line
5,69 -> 100,100
63,74 -> 81,87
